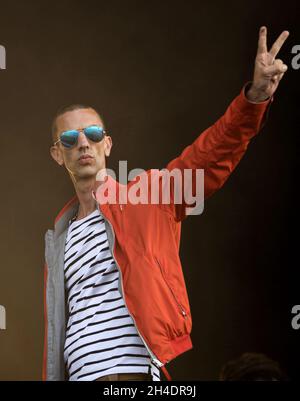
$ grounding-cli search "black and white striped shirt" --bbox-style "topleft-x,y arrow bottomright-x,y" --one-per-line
63,208 -> 161,381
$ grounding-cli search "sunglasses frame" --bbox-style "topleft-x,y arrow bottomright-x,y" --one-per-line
54,125 -> 106,148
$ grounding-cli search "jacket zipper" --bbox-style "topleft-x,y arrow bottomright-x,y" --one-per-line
98,204 -> 164,369
155,257 -> 187,319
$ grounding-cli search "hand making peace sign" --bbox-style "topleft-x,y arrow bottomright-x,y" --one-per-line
246,26 -> 289,103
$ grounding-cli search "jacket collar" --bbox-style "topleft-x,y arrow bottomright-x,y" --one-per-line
54,195 -> 79,239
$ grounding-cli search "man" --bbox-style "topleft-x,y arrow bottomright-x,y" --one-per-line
43,26 -> 289,381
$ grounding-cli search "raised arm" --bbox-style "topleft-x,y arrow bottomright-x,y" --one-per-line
163,26 -> 289,222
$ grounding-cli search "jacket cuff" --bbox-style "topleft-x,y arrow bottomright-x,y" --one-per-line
230,81 -> 274,133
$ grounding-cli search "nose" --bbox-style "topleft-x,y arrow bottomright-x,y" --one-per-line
77,130 -> 90,150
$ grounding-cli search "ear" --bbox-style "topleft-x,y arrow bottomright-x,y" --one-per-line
50,145 -> 65,166
104,136 -> 112,157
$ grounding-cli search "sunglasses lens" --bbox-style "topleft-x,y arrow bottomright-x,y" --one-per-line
59,126 -> 105,148
60,130 -> 79,148
84,125 -> 105,142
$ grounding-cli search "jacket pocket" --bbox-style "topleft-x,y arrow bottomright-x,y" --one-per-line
155,257 -> 187,319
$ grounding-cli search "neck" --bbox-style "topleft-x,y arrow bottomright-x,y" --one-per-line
74,177 -> 97,220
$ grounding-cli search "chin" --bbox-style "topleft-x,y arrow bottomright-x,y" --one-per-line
76,166 -> 99,179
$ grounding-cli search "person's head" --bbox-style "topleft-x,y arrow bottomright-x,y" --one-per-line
50,104 -> 112,186
219,352 -> 288,381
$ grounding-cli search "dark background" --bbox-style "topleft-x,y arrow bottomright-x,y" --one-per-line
0,0 -> 299,380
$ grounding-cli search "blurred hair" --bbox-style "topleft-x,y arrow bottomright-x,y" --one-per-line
219,352 -> 288,381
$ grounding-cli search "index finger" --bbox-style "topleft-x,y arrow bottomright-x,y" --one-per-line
257,26 -> 268,55
269,30 -> 290,60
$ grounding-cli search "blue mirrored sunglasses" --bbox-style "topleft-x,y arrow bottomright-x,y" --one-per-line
54,125 -> 106,148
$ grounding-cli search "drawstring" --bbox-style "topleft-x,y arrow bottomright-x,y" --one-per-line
161,366 -> 172,381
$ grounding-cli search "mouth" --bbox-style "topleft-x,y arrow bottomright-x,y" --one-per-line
78,154 -> 94,165
78,154 -> 94,161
